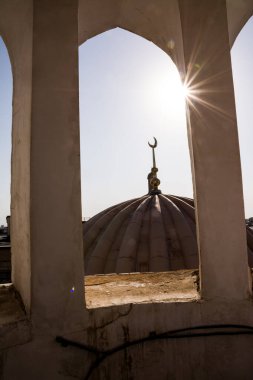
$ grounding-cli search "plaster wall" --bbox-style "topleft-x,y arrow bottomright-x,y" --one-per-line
30,0 -> 84,333
78,0 -> 185,73
0,0 -> 85,330
226,0 -> 253,45
2,295 -> 253,379
178,0 -> 250,300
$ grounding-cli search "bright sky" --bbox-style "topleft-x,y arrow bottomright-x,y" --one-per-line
0,20 -> 253,225
79,28 -> 192,219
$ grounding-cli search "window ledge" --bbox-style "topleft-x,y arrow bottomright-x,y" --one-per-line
85,269 -> 199,309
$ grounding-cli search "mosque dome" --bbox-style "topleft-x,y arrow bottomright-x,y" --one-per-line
83,138 -> 253,274
83,193 -> 198,274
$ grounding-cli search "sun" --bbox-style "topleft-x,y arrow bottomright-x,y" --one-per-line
144,69 -> 191,116
181,83 -> 191,98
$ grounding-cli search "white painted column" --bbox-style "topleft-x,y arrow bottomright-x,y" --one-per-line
178,0 -> 251,300
30,0 -> 84,332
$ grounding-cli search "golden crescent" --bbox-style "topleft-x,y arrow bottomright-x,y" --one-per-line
148,137 -> 157,148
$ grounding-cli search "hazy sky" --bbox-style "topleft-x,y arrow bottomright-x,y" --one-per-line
0,19 -> 253,225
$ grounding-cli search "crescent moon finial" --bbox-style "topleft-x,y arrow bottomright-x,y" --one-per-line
147,137 -> 161,195
148,137 -> 157,148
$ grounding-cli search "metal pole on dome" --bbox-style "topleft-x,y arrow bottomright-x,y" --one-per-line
147,137 -> 161,195
148,137 -> 157,168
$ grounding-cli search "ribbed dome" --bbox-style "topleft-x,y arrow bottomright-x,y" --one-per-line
83,194 -> 253,275
83,194 -> 199,274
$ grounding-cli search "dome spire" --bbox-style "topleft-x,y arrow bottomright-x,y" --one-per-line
147,137 -> 161,195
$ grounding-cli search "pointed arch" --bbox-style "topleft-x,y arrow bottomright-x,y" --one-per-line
0,36 -> 12,283
231,16 -> 253,219
79,27 -> 193,224
0,3 -> 33,308
0,37 -> 12,222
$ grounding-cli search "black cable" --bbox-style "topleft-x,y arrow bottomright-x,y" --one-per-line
56,324 -> 253,380
55,336 -> 100,354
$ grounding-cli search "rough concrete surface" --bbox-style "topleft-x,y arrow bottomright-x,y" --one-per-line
85,270 -> 199,308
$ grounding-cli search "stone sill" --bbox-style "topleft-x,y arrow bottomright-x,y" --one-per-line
85,269 -> 200,309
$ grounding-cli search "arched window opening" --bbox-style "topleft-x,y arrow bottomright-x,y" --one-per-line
79,28 -> 197,307
231,17 -> 253,267
0,37 -> 12,283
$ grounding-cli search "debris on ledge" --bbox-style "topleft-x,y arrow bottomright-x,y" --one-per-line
85,269 -> 199,309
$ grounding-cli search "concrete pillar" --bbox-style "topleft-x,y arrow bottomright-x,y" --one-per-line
178,0 -> 251,300
30,0 -> 84,332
